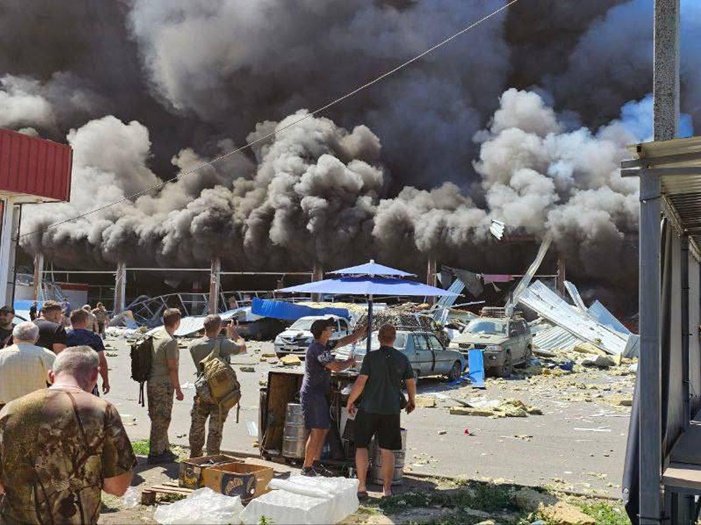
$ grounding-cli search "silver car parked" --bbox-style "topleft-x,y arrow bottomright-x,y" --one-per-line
335,329 -> 465,381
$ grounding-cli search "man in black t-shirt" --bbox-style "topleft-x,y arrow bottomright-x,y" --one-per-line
0,306 -> 14,347
346,324 -> 416,499
66,309 -> 109,395
33,300 -> 67,354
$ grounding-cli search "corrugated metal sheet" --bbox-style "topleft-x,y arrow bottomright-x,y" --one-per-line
587,300 -> 631,335
0,128 -> 72,202
532,323 -> 580,352
519,280 -> 630,355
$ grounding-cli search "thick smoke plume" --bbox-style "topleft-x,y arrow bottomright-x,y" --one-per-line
1,0 -> 700,313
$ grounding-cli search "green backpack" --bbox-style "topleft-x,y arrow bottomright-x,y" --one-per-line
195,339 -> 242,422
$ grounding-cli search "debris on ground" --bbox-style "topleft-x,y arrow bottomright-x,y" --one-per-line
538,501 -> 596,525
414,395 -> 436,408
450,398 -> 543,418
280,355 -> 302,366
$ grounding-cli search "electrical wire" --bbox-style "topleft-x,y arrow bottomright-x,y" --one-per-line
21,0 -> 522,239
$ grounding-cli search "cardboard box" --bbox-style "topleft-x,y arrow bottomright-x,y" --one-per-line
178,455 -> 241,489
203,462 -> 274,502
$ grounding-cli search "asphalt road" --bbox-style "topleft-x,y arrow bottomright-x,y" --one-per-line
102,336 -> 632,498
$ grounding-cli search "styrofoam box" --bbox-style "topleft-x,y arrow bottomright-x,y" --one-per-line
241,475 -> 359,525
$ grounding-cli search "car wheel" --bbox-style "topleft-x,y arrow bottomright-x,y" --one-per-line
446,361 -> 462,382
515,346 -> 532,368
498,352 -> 513,378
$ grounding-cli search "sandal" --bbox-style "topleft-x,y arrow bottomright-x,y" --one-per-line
357,491 -> 369,501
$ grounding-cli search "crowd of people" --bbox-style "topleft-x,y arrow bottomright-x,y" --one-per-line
0,299 -> 416,521
0,302 -> 248,524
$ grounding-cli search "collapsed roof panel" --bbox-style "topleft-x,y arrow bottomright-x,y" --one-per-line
519,280 -> 630,356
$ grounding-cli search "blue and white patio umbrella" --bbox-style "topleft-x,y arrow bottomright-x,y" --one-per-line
277,260 -> 458,353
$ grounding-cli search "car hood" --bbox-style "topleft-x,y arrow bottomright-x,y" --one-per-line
277,329 -> 312,340
452,333 -> 509,346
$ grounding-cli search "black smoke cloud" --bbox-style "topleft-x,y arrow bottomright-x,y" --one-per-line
1,0 -> 700,313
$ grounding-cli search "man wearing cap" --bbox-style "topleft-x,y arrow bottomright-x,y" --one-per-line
300,317 -> 366,477
0,306 -> 14,347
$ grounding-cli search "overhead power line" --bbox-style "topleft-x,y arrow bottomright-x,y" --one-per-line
21,0 -> 522,239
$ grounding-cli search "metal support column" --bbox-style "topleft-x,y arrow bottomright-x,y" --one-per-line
33,252 -> 44,300
642,1 -> 680,522
0,198 -> 16,306
209,257 -> 221,314
556,254 -> 566,296
312,262 -> 323,302
639,169 -> 662,525
427,257 -> 437,305
114,263 -> 126,314
681,236 -> 690,429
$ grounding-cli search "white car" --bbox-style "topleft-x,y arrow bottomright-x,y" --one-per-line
273,315 -> 352,358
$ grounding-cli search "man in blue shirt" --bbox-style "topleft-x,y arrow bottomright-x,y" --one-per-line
66,309 -> 110,395
300,318 -> 366,477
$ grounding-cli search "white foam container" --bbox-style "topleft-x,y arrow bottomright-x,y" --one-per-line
241,475 -> 359,525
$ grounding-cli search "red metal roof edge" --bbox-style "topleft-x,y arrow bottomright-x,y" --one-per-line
0,128 -> 73,202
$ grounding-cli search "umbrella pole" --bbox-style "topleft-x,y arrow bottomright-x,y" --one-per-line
366,294 -> 373,354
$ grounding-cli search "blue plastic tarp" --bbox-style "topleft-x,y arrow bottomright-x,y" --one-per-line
468,349 -> 486,389
251,298 -> 350,322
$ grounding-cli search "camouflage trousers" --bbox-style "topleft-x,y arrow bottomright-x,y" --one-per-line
189,395 -> 229,458
147,382 -> 174,456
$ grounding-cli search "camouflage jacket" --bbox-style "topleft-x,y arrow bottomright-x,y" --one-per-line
0,388 -> 136,524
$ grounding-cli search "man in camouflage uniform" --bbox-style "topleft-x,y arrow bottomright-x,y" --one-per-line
147,308 -> 183,464
0,345 -> 136,524
189,315 -> 246,457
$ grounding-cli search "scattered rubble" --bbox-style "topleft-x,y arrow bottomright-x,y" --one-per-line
280,355 -> 302,366
414,395 -> 436,408
538,501 -> 596,525
450,398 -> 542,418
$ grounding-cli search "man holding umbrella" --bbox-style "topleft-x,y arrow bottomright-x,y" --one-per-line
300,317 -> 366,477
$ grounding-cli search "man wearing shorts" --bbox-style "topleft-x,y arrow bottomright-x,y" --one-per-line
347,324 -> 416,498
299,317 -> 366,477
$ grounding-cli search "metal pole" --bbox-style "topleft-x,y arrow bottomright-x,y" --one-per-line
10,204 -> 22,305
556,253 -> 566,296
641,1 -> 680,522
209,257 -> 221,314
114,263 -> 126,314
366,295 -> 373,354
33,252 -> 44,301
0,198 -> 15,306
681,236 -> 690,429
639,169 -> 663,525
312,262 -> 323,303
427,257 -> 437,305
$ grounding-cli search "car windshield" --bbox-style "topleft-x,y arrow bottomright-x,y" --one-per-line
347,332 -> 408,355
465,319 -> 507,335
289,318 -> 320,331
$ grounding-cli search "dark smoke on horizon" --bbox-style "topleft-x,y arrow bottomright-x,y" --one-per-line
1,0 -> 700,313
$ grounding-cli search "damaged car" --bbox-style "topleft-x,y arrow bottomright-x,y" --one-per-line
448,313 -> 532,377
273,315 -> 351,358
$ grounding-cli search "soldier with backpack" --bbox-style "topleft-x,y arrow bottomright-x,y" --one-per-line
146,308 -> 183,464
188,315 -> 246,458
